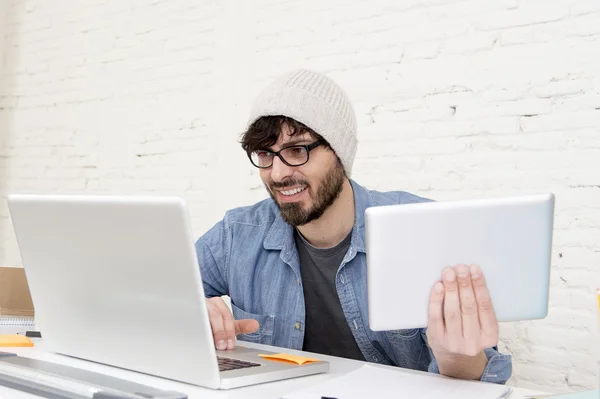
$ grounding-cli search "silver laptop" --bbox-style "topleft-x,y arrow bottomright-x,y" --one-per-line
7,194 -> 329,390
365,193 -> 555,331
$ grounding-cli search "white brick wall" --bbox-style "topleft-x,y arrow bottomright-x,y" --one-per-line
0,1 -> 5,77
1,0 -> 599,393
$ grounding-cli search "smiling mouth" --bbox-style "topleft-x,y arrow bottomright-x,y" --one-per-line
279,187 -> 307,196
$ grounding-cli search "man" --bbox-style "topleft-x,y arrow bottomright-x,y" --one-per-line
196,69 -> 512,383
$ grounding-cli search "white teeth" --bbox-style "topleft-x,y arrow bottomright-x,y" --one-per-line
280,187 -> 306,196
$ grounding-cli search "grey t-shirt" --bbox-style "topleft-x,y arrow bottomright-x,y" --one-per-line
294,230 -> 365,361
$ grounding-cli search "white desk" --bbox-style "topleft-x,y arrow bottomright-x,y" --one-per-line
0,338 -> 548,399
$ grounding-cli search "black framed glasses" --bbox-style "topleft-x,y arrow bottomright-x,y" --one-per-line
248,140 -> 323,169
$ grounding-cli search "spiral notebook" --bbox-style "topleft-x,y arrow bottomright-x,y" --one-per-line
0,316 -> 35,327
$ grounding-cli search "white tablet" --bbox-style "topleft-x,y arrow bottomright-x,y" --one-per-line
365,193 -> 555,331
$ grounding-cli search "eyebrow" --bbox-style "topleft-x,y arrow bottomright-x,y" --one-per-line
283,139 -> 311,146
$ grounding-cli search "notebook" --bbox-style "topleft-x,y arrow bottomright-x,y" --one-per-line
282,365 -> 511,399
0,267 -> 35,321
0,316 -> 35,327
0,267 -> 37,333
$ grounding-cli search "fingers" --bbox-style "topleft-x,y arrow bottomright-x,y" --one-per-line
471,264 -> 499,344
206,298 -> 263,351
442,268 -> 462,348
211,298 -> 237,350
456,264 -> 479,333
206,298 -> 236,350
456,264 -> 481,355
235,319 -> 260,335
427,281 -> 446,340
206,298 -> 228,350
433,264 -> 499,357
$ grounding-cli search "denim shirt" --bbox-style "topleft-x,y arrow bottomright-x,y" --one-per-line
196,180 -> 512,384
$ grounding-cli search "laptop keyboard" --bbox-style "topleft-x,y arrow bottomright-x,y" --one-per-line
217,356 -> 261,372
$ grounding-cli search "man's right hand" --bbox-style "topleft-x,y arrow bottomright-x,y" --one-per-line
206,297 -> 260,350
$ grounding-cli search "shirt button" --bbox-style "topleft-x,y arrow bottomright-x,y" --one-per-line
295,322 -> 301,330
297,279 -> 301,286
340,275 -> 345,284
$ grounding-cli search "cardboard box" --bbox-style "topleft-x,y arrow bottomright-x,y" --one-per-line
0,267 -> 34,317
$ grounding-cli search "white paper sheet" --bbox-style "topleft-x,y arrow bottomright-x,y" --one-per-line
282,365 -> 511,399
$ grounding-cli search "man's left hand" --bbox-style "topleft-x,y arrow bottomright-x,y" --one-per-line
426,264 -> 499,379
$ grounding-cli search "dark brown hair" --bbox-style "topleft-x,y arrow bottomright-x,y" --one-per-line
240,115 -> 331,154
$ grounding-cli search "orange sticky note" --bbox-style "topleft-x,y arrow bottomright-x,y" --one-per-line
0,334 -> 34,347
258,353 -> 320,365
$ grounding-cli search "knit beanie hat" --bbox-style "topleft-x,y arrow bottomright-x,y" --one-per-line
247,69 -> 358,177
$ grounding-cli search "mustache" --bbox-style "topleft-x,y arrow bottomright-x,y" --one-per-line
269,178 -> 309,190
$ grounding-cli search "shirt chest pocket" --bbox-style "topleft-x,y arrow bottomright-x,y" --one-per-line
231,302 -> 275,346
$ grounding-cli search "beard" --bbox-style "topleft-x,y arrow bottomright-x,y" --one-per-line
267,162 -> 346,227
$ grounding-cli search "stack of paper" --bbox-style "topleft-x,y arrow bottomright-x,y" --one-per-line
539,391 -> 600,398
282,365 -> 511,399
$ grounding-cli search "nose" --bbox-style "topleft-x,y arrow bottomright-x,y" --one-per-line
270,156 -> 294,183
